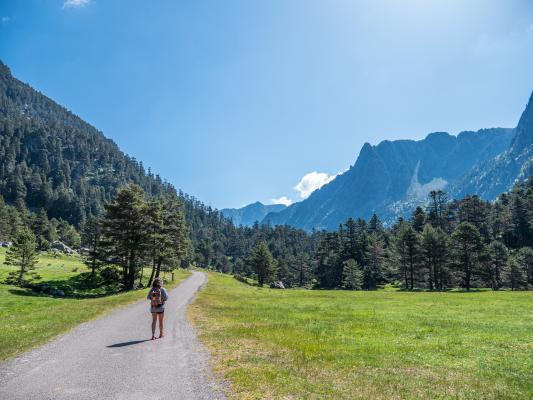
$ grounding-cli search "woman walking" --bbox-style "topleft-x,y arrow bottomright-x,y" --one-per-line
147,277 -> 168,340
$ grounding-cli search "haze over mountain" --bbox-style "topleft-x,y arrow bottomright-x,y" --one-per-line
263,92 -> 533,231
221,202 -> 286,227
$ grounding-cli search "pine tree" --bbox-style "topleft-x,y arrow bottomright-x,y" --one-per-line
82,216 -> 103,278
100,185 -> 151,290
421,224 -> 449,290
363,233 -> 384,289
411,207 -> 426,232
5,228 -> 39,285
248,241 -> 274,287
428,190 -> 448,229
342,259 -> 363,290
368,213 -> 383,234
451,222 -> 483,291
515,247 -> 533,289
33,208 -> 51,250
394,224 -> 420,290
487,241 -> 508,290
505,258 -> 527,290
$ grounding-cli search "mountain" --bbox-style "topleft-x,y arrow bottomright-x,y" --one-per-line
0,59 -> 238,253
452,92 -> 533,199
263,121 -> 525,231
0,60 -> 181,225
221,202 -> 286,227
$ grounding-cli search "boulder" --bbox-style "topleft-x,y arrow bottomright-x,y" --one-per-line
269,281 -> 285,289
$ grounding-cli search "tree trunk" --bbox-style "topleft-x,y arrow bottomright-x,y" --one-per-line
148,260 -> 156,287
434,260 -> 439,290
428,261 -> 434,290
155,257 -> 162,278
409,253 -> 414,290
465,261 -> 471,291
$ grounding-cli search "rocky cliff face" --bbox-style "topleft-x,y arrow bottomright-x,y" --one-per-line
452,92 -> 533,200
264,124 -> 519,231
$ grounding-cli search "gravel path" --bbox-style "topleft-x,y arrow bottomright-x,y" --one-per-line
0,271 -> 226,400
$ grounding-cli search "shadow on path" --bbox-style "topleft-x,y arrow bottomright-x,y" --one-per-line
107,339 -> 151,348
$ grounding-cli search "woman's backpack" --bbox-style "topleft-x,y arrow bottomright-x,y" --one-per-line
150,288 -> 162,307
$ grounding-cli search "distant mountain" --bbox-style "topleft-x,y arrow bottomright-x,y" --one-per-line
263,104 -> 532,230
221,202 -> 286,227
452,92 -> 533,199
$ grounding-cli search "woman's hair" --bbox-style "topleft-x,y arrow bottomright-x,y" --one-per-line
152,277 -> 163,288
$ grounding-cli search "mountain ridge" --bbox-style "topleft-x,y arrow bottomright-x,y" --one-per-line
221,202 -> 286,227
263,122 -> 522,230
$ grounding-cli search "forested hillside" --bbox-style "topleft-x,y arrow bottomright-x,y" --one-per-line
0,60 -> 179,225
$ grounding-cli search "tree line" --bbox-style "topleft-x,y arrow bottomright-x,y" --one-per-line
241,179 -> 533,291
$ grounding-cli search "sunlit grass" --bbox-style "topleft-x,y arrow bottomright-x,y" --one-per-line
190,273 -> 533,399
0,248 -> 190,361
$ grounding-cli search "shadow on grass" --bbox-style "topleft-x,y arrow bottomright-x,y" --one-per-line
7,272 -> 127,299
107,339 -> 151,348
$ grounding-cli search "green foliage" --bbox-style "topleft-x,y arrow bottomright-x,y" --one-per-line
248,241 -> 274,287
451,222 -> 483,290
4,228 -> 39,285
342,259 -> 362,290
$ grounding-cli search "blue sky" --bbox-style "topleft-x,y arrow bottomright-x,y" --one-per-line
1,0 -> 533,209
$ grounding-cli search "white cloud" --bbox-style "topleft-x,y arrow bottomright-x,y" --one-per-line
271,196 -> 293,206
63,0 -> 91,8
293,171 -> 336,199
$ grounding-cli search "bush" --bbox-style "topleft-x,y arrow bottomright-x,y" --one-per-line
99,266 -> 120,284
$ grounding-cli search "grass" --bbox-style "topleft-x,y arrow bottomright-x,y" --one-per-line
0,248 -> 191,361
190,273 -> 533,400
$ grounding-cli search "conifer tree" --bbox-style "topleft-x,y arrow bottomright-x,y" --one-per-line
411,207 -> 426,232
421,225 -> 449,290
451,222 -> 483,291
394,224 -> 420,290
248,241 -> 274,287
363,233 -> 384,289
5,228 -> 39,285
505,259 -> 527,290
342,259 -> 363,290
101,185 -> 150,290
515,247 -> 533,289
428,190 -> 448,229
487,241 -> 508,290
82,216 -> 103,278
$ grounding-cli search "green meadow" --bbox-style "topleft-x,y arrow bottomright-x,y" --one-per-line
190,273 -> 533,400
0,248 -> 190,361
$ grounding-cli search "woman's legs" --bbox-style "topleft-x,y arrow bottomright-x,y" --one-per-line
151,313 -> 157,339
157,312 -> 164,338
